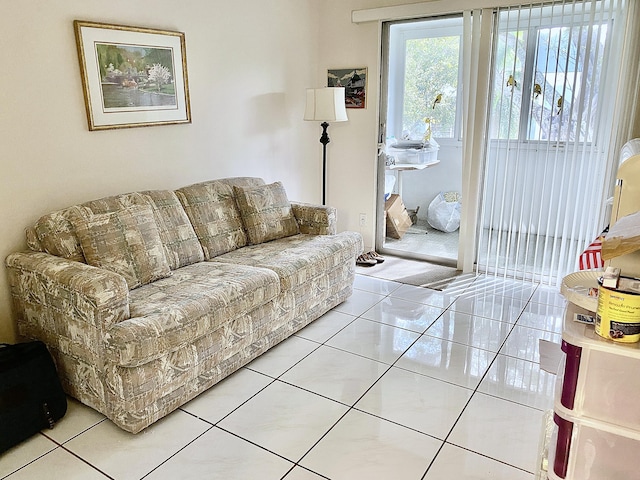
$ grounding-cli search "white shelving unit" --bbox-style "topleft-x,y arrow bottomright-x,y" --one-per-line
544,301 -> 640,480
385,143 -> 441,199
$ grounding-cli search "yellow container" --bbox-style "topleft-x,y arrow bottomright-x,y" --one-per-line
595,282 -> 640,343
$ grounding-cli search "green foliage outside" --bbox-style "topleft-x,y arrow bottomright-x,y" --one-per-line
403,35 -> 461,139
398,16 -> 605,143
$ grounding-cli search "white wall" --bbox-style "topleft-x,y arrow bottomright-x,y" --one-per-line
0,0 -> 321,342
311,1 -> 383,251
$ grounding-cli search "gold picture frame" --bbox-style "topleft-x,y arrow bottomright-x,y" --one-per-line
74,20 -> 191,130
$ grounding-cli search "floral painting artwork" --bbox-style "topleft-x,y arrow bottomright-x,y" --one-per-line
96,44 -> 177,109
75,21 -> 191,130
328,68 -> 367,109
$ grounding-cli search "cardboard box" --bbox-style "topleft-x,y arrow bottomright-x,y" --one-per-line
385,194 -> 412,239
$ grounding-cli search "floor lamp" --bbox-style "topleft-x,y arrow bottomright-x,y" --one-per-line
304,87 -> 348,205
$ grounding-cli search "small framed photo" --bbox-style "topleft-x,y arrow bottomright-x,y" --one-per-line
328,68 -> 367,109
74,20 -> 191,130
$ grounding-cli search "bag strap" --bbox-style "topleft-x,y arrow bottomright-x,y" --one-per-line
42,402 -> 56,429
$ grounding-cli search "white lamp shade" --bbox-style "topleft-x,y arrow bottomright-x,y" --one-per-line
304,88 -> 348,122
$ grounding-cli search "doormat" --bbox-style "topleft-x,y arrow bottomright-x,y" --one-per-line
401,268 -> 462,288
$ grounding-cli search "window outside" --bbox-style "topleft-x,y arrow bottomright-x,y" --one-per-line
491,20 -> 608,143
388,18 -> 464,142
403,35 -> 461,139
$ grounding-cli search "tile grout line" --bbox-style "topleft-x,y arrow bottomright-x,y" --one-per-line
249,279 -> 552,478
166,299 -> 374,479
222,275 -> 553,480
1,434 -> 66,480
137,425 -> 217,479
283,283 -> 446,474
6,419 -> 116,480
55,441 -> 117,480
350,274 -> 481,479
175,307 -> 367,479
419,281 -> 540,479
183,279 -> 546,479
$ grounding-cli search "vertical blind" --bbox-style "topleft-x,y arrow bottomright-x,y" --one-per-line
460,9 -> 494,273
476,0 -> 630,285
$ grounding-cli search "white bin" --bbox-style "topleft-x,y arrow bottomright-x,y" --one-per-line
387,142 -> 439,165
548,404 -> 640,480
555,303 -> 640,430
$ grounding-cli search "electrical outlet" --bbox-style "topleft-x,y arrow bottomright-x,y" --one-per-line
359,213 -> 367,227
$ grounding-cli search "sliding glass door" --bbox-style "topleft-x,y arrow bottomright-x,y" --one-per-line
477,1 -> 627,285
378,1 -> 631,284
378,16 -> 465,266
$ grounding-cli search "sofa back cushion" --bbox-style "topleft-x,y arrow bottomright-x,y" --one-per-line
217,177 -> 266,189
175,178 -> 265,259
140,190 -> 204,269
26,192 -> 150,262
233,182 -> 299,244
26,191 -> 203,270
71,204 -> 172,289
26,209 -> 86,262
25,178 -> 268,264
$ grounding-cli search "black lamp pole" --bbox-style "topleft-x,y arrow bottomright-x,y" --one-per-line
319,121 -> 330,206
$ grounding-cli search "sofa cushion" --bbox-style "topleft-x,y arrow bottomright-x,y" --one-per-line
26,192 -> 152,263
25,181 -> 263,263
86,191 -> 205,270
218,177 -> 266,189
175,180 -> 248,259
140,190 -> 204,270
106,262 -> 281,366
83,192 -> 148,214
26,208 -> 86,262
212,232 -> 363,290
72,205 -> 172,289
233,182 -> 299,244
291,202 -> 337,235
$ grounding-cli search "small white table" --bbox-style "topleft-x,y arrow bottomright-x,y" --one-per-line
386,160 -> 441,198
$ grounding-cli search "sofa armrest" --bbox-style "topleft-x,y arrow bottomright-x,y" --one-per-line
5,252 -> 130,361
291,202 -> 337,235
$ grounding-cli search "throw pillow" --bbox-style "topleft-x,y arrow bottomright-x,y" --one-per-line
72,205 -> 172,289
175,181 -> 248,259
233,182 -> 300,244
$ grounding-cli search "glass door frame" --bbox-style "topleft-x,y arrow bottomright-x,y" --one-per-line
376,16 -> 469,268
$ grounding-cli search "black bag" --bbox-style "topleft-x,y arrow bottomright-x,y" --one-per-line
0,341 -> 67,453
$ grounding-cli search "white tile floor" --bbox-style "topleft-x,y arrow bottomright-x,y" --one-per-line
0,269 -> 566,480
383,220 -> 459,263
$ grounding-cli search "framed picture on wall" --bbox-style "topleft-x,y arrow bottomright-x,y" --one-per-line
74,20 -> 191,130
327,68 -> 367,109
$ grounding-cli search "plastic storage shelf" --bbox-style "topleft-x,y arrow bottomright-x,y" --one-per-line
548,403 -> 640,480
556,303 -> 640,430
549,301 -> 640,479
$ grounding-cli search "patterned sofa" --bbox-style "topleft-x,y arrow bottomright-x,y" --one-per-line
5,177 -> 363,433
